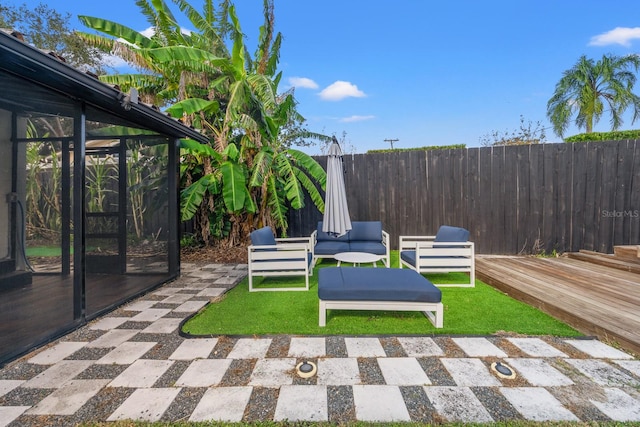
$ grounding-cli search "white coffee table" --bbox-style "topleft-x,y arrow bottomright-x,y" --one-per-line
334,252 -> 384,267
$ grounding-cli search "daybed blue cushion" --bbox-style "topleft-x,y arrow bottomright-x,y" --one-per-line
348,221 -> 382,241
434,225 -> 469,242
250,226 -> 277,246
318,267 -> 441,303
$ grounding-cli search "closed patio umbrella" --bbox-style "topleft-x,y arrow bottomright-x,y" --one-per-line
322,137 -> 352,237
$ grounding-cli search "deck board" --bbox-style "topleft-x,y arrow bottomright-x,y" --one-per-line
476,255 -> 640,356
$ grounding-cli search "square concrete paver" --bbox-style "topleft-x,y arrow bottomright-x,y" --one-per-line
377,357 -> 431,385
345,337 -> 386,357
500,387 -> 579,421
274,385 -> 328,422
352,385 -> 410,422
26,379 -> 109,415
152,287 -> 182,296
316,358 -> 360,385
565,359 -> 640,387
130,308 -> 171,322
613,359 -> 640,377
424,386 -> 493,423
249,358 -> 296,386
589,388 -> 640,421
86,330 -> 139,348
564,339 -> 634,359
96,342 -> 157,365
397,337 -> 444,357
227,338 -> 272,359
169,338 -> 218,360
0,406 -> 30,427
28,342 -> 87,365
175,359 -> 232,387
189,387 -> 253,422
122,300 -> 156,311
173,300 -> 208,313
107,387 -> 181,422
161,293 -> 194,304
89,317 -> 129,330
196,288 -> 226,297
288,337 -> 326,358
142,318 -> 183,334
505,358 -> 574,386
441,358 -> 501,387
452,337 -> 507,357
506,337 -> 568,358
108,360 -> 174,388
23,360 -> 93,389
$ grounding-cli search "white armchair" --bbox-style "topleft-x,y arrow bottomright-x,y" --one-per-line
399,225 -> 475,287
248,226 -> 313,292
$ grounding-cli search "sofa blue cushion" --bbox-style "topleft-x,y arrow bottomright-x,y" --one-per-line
315,241 -> 350,255
349,241 -> 387,255
434,225 -> 469,242
318,267 -> 441,303
250,226 -> 277,247
316,221 -> 351,242
348,221 -> 382,241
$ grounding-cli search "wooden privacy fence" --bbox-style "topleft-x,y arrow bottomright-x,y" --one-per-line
287,140 -> 640,254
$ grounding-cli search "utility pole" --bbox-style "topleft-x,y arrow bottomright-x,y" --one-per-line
384,138 -> 399,149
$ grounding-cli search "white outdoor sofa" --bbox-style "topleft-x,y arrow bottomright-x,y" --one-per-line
399,225 -> 475,287
247,226 -> 313,292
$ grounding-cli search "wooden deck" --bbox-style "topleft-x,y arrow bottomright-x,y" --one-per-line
475,254 -> 640,356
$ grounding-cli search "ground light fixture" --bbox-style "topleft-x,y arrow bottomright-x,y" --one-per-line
491,361 -> 516,379
295,361 -> 317,378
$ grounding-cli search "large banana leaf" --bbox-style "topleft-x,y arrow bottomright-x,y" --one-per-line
220,160 -> 248,212
293,167 -> 325,213
287,149 -> 327,188
180,174 -> 217,221
78,16 -> 159,49
166,98 -> 220,117
180,139 -> 222,162
266,175 -> 287,231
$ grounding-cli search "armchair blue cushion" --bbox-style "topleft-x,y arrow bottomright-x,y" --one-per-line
434,225 -> 469,242
250,226 -> 277,247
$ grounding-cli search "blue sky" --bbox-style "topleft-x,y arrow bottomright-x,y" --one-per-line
8,0 -> 640,153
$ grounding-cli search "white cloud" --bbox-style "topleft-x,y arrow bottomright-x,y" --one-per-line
340,115 -> 375,123
589,27 -> 640,47
289,77 -> 318,89
319,81 -> 366,101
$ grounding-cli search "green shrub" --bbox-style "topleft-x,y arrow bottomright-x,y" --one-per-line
564,129 -> 640,142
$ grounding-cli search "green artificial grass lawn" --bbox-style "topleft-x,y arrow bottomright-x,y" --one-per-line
182,254 -> 581,337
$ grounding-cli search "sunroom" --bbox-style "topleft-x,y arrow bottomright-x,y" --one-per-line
0,30 -> 207,365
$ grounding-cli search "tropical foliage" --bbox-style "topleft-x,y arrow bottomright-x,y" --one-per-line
76,0 -> 327,246
547,54 -> 640,138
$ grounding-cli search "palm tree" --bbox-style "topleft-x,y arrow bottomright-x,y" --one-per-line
547,54 -> 640,138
